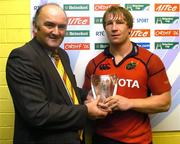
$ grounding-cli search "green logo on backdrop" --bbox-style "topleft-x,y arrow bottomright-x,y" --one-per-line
155,42 -> 179,49
155,17 -> 179,24
94,17 -> 103,24
95,43 -> 109,50
66,30 -> 90,37
64,4 -> 89,11
125,4 -> 150,11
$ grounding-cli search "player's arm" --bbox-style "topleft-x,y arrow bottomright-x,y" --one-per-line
128,90 -> 171,113
105,90 -> 171,114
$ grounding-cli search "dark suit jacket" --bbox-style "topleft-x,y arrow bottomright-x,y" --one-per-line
6,38 -> 88,144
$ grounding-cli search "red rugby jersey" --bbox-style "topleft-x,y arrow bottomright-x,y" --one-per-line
83,42 -> 171,143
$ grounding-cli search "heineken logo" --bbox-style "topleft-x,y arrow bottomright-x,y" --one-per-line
65,30 -> 90,37
64,4 -> 89,11
155,42 -> 179,49
125,4 -> 150,11
155,17 -> 179,24
94,17 -> 103,24
95,43 -> 109,50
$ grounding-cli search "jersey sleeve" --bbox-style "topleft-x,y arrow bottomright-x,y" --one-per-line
147,54 -> 171,95
83,59 -> 95,91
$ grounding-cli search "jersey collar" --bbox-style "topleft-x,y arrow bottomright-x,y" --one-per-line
103,42 -> 139,58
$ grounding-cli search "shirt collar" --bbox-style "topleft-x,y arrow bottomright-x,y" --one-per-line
103,42 -> 139,58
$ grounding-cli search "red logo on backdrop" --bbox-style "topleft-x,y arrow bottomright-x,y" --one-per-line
154,30 -> 179,36
64,43 -> 90,50
94,4 -> 119,11
68,17 -> 90,25
130,29 -> 150,37
155,4 -> 179,12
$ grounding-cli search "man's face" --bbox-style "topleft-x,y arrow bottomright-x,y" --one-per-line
104,13 -> 131,45
34,5 -> 67,50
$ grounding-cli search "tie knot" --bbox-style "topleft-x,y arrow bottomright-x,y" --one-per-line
51,49 -> 60,67
51,49 -> 60,61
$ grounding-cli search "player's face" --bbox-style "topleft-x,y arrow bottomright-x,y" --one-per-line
34,5 -> 67,50
104,13 -> 131,45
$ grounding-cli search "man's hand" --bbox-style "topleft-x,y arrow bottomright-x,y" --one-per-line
105,95 -> 133,111
84,90 -> 94,104
85,98 -> 110,119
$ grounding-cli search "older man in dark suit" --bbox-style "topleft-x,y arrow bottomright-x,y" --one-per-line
6,3 -> 108,144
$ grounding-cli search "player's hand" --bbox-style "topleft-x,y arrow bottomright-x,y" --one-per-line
105,95 -> 133,111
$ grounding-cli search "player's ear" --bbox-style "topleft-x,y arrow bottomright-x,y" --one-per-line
128,28 -> 132,35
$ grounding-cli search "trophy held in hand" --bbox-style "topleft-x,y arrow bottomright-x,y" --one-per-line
91,74 -> 118,102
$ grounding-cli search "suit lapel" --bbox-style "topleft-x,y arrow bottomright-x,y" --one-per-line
28,38 -> 72,105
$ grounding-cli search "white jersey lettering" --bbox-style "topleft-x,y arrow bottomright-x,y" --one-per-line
118,79 -> 140,88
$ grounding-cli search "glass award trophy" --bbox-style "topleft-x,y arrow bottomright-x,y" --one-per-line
91,74 -> 118,101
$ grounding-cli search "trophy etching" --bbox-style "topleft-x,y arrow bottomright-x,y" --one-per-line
91,74 -> 118,101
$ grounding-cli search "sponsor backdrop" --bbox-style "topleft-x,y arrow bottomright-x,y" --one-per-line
31,0 -> 180,131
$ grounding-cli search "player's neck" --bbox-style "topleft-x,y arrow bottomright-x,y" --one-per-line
110,40 -> 132,58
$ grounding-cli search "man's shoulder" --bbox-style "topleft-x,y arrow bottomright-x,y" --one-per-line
11,38 -> 35,52
137,47 -> 162,62
89,51 -> 106,64
137,47 -> 165,76
136,47 -> 158,64
137,47 -> 152,56
9,39 -> 41,61
9,43 -> 29,57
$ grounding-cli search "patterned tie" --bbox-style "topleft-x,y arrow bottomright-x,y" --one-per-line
52,50 -> 83,140
52,50 -> 79,105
